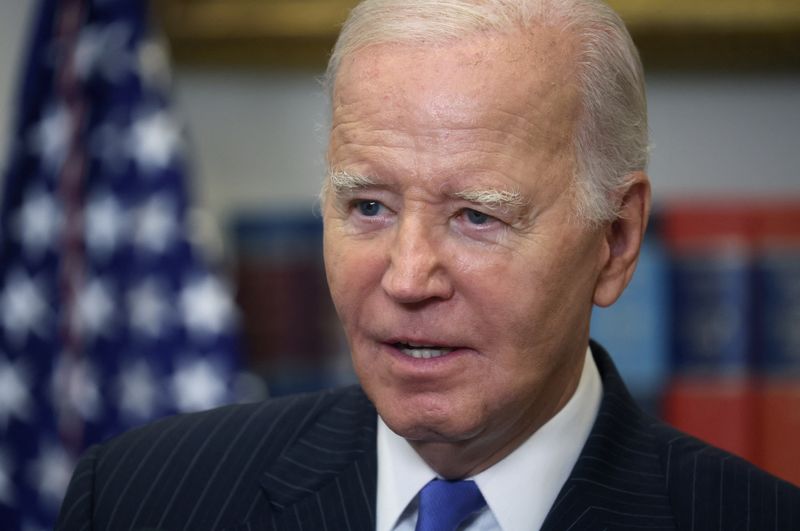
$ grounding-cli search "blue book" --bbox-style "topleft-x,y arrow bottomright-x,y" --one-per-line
669,249 -> 753,375
755,249 -> 800,375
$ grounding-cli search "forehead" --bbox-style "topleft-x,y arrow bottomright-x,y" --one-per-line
330,27 -> 581,145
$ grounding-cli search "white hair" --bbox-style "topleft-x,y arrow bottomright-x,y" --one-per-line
324,0 -> 648,225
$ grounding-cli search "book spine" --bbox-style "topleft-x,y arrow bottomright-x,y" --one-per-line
661,202 -> 757,461
754,203 -> 800,485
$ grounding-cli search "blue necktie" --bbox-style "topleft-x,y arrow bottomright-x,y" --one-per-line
415,479 -> 487,531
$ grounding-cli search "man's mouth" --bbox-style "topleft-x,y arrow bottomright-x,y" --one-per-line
393,342 -> 456,359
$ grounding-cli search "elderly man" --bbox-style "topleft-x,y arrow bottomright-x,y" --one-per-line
57,0 -> 799,530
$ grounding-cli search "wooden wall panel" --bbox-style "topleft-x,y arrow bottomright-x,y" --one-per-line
152,0 -> 800,69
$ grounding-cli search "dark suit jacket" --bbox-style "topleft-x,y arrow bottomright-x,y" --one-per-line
56,343 -> 800,530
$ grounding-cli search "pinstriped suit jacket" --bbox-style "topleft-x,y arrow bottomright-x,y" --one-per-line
57,343 -> 800,531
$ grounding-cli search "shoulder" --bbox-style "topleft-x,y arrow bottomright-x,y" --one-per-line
56,385 -> 374,530
650,419 -> 800,529
107,385 -> 366,451
87,385 -> 362,468
588,341 -> 800,528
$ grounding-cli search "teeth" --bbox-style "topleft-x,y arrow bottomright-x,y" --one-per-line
397,344 -> 455,359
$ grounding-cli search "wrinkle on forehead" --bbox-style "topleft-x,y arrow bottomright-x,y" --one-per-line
327,27 -> 582,203
330,30 -> 580,154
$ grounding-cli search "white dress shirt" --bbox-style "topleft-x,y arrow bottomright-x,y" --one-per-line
376,347 -> 603,531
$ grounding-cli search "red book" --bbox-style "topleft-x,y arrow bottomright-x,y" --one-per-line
754,202 -> 800,486
759,381 -> 800,485
661,201 -> 758,462
663,376 -> 757,461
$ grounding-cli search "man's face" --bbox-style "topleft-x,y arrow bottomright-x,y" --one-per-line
323,30 -> 609,473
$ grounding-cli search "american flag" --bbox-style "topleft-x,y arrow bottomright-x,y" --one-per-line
0,1 -> 246,529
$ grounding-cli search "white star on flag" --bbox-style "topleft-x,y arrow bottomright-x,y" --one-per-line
127,279 -> 171,338
85,193 -> 128,260
27,104 -> 71,172
179,275 -> 236,338
73,22 -> 133,82
26,441 -> 74,512
12,188 -> 62,258
52,358 -> 101,423
171,358 -> 228,412
133,194 -> 178,254
0,270 -> 50,346
73,278 -> 116,339
128,110 -> 182,173
137,35 -> 172,92
115,359 -> 160,421
0,355 -> 34,430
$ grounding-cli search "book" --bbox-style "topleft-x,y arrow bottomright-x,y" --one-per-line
753,202 -> 800,484
661,201 -> 757,461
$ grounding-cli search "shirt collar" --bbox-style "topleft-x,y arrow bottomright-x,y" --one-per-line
376,346 -> 603,531
376,410 -> 436,531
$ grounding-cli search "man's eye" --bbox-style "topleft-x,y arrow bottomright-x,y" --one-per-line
464,209 -> 491,225
356,200 -> 383,217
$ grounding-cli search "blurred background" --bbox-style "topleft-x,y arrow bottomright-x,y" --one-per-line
0,0 -> 798,528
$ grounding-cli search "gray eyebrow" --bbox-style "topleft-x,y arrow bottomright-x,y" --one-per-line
323,170 -> 528,213
320,170 -> 379,205
327,170 -> 377,192
451,188 -> 528,211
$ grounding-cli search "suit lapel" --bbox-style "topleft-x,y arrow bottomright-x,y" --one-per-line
257,386 -> 378,531
541,343 -> 677,531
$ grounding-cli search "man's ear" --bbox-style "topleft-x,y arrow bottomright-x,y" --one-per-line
593,171 -> 651,308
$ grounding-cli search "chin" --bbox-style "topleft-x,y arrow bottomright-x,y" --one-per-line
377,396 -> 483,444
387,418 -> 475,444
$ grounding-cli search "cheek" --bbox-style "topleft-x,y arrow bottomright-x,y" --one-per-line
450,251 -> 543,350
451,242 -> 508,274
453,241 -> 582,350
324,231 -> 386,321
323,228 -> 353,314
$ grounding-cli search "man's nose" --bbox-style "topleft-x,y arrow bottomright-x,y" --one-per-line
381,219 -> 454,304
